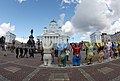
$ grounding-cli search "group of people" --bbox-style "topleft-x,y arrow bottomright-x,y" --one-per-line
0,44 -> 35,58
1,40 -> 120,67
40,40 -> 120,67
15,46 -> 30,58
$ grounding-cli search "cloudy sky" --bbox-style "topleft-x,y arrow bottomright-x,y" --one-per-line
0,0 -> 120,43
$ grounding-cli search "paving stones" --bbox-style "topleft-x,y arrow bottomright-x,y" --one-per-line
0,75 -> 10,81
30,68 -> 88,81
22,68 -> 40,81
81,62 -> 120,81
13,55 -> 43,67
97,67 -> 114,74
1,50 -> 120,81
0,63 -> 35,81
0,59 -> 7,64
14,59 -> 41,67
110,75 -> 120,81
49,73 -> 69,81
4,66 -> 21,73
78,68 -> 95,81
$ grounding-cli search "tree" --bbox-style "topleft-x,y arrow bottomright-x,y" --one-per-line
0,36 -> 5,45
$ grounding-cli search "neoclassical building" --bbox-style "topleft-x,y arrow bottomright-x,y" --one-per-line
5,31 -> 16,44
90,31 -> 102,43
37,20 -> 69,44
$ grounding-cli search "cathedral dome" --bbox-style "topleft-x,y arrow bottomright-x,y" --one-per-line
44,27 -> 47,29
50,19 -> 56,23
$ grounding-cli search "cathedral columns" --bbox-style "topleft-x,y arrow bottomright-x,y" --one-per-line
48,36 -> 50,44
58,37 -> 59,43
46,36 -> 48,44
55,36 -> 56,43
41,35 -> 66,44
52,36 -> 54,42
44,36 -> 46,44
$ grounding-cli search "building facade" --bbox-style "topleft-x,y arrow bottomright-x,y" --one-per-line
90,31 -> 102,43
110,32 -> 120,42
90,31 -> 120,43
37,20 -> 69,44
101,33 -> 111,43
5,31 -> 16,44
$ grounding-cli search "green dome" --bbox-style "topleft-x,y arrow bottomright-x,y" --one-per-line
50,19 -> 56,23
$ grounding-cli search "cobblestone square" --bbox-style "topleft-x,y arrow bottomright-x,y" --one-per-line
0,51 -> 120,81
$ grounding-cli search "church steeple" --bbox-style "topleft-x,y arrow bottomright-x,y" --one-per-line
50,19 -> 57,31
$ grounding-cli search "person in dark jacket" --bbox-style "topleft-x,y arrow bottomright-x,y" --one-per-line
23,46 -> 28,58
19,47 -> 23,58
29,46 -> 34,58
16,46 -> 19,58
39,44 -> 44,61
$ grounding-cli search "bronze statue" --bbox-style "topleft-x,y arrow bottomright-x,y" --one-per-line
31,29 -> 33,35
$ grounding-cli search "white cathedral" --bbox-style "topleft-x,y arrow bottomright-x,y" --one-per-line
37,20 -> 69,44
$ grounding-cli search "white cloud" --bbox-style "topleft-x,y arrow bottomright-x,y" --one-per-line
15,37 -> 37,43
62,21 -> 74,35
61,0 -> 81,8
60,0 -> 120,41
17,0 -> 39,3
102,0 -> 120,34
60,0 -> 111,41
71,0 -> 111,33
61,0 -> 81,4
80,32 -> 91,41
62,0 -> 71,4
103,18 -> 120,34
0,23 -> 15,37
57,13 -> 65,27
17,0 -> 27,3
15,37 -> 28,43
110,0 -> 120,20
62,1 -> 114,34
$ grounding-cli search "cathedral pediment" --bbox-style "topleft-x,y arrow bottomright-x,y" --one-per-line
38,19 -> 69,44
43,32 -> 60,36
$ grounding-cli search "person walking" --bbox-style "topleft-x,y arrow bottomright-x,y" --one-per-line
51,48 -> 55,63
66,48 -> 70,61
16,46 -> 19,58
19,47 -> 23,58
3,44 -> 7,56
29,46 -> 34,58
23,46 -> 28,58
39,44 -> 44,61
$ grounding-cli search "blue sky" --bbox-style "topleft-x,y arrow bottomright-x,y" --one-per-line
0,0 -> 77,42
0,0 -> 120,43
